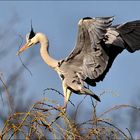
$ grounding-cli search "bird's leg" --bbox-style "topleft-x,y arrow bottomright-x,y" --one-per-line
64,89 -> 72,108
58,82 -> 71,111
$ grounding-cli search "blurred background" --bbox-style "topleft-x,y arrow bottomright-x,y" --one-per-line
0,1 -> 140,138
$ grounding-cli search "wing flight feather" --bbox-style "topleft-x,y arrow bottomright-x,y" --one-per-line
64,16 -> 114,81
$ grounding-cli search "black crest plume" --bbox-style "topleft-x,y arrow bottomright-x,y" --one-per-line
29,20 -> 35,39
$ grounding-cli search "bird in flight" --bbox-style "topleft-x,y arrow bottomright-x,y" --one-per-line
17,16 -> 140,109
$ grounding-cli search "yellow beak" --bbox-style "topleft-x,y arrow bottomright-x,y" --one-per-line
16,44 -> 29,55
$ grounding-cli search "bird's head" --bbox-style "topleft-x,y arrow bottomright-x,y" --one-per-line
17,26 -> 39,55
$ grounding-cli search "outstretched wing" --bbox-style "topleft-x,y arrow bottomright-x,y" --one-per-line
64,17 -> 114,82
116,20 -> 140,52
66,17 -> 114,61
105,20 -> 140,52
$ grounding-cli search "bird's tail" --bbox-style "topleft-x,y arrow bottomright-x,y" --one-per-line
82,87 -> 101,102
117,20 -> 140,52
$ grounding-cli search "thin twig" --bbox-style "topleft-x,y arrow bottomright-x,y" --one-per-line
17,34 -> 32,76
74,95 -> 87,121
0,91 -> 4,106
8,103 -> 35,140
35,102 -> 66,127
90,97 -> 97,126
98,119 -> 129,139
99,104 -> 140,118
44,88 -> 75,107
0,72 -> 4,106
0,73 -> 12,113
126,128 -> 133,140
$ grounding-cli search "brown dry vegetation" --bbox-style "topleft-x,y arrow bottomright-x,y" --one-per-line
0,82 -> 140,140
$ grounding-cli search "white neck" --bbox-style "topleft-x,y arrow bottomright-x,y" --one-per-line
37,33 -> 58,69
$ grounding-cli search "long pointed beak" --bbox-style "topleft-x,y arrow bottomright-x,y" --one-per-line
16,44 -> 29,55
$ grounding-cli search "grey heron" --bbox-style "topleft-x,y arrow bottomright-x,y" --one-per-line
17,16 -> 140,109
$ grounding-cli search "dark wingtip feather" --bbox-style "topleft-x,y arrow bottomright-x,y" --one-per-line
117,20 -> 140,52
83,17 -> 92,20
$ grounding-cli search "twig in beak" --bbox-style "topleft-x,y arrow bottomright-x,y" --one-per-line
17,34 -> 33,76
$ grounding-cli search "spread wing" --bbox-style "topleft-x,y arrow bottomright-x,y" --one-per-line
63,17 -> 114,83
116,20 -> 140,52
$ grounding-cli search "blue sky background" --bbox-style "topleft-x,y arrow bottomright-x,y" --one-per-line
1,2 -> 140,132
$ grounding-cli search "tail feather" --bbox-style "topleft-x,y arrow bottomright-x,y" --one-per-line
82,87 -> 101,102
117,20 -> 140,52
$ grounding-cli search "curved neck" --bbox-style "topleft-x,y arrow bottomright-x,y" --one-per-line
38,33 -> 58,69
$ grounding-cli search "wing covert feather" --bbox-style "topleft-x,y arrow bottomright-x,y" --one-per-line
63,16 -> 114,83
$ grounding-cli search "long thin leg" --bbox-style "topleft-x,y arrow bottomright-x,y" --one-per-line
62,82 -> 72,109
65,89 -> 72,108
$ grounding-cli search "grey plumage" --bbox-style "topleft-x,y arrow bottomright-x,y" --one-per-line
59,16 -> 140,102
17,16 -> 140,107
